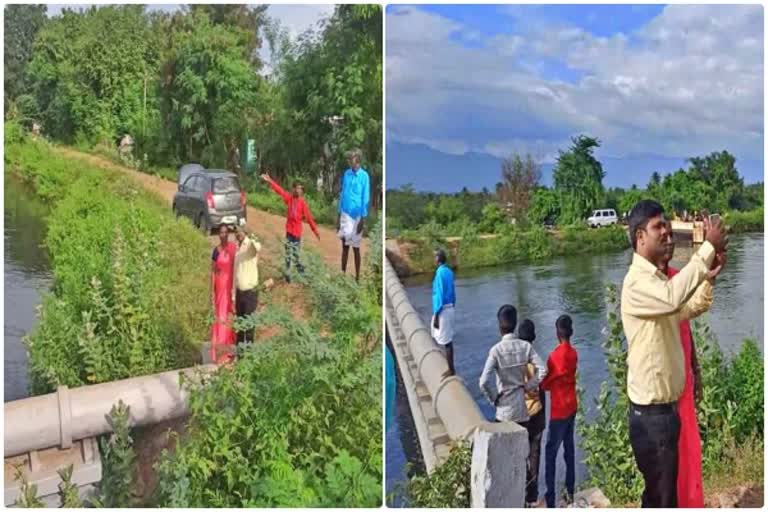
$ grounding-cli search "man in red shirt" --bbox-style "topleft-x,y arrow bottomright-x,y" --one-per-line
540,314 -> 578,508
260,173 -> 320,282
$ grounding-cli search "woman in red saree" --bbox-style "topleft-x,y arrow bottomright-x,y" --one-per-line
211,224 -> 237,364
667,265 -> 704,507
663,241 -> 725,507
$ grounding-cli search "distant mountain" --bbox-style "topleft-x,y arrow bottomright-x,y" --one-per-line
386,141 -> 764,192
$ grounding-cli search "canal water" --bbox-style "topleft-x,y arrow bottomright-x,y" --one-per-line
4,177 -> 52,402
386,233 -> 764,503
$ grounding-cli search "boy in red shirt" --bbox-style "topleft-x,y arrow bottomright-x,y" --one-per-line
540,314 -> 578,508
260,173 -> 320,282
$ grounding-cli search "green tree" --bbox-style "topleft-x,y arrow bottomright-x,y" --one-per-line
527,186 -> 560,226
4,4 -> 47,110
552,135 -> 605,225
159,9 -> 261,166
688,151 -> 744,211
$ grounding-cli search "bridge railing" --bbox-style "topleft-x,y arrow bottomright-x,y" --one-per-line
5,364 -> 216,458
385,257 -> 528,507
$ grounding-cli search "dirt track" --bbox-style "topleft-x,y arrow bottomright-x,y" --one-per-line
55,147 -> 368,272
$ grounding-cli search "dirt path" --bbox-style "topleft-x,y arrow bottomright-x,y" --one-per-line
54,147 -> 368,272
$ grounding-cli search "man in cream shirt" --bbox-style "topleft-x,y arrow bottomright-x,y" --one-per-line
234,226 -> 262,345
621,200 -> 727,508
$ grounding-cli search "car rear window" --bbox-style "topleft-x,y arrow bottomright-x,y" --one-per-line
213,177 -> 240,193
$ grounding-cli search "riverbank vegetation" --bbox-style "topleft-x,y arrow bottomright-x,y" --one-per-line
5,4 -> 382,226
387,137 -> 763,268
6,128 -> 209,395
391,223 -> 629,276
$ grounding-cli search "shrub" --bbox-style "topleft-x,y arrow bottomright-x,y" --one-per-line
405,442 -> 471,508
725,208 -> 763,234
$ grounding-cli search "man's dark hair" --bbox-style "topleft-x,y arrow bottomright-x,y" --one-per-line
497,305 -> 518,335
435,248 -> 448,265
518,319 -> 536,343
556,314 -> 573,340
628,199 -> 664,250
293,180 -> 303,188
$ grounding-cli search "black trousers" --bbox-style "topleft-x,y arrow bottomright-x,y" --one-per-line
235,288 -> 258,344
629,402 -> 680,508
523,394 -> 546,504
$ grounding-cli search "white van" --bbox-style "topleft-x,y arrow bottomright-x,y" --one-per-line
587,209 -> 618,227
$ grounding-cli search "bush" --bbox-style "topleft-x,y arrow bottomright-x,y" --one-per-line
5,120 -> 26,145
6,138 -> 209,394
404,442 -> 471,507
725,208 -> 763,234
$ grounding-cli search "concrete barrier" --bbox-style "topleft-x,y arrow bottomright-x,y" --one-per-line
385,258 -> 527,507
5,365 -> 216,458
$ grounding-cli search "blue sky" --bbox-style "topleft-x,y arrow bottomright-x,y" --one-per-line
386,4 -> 764,191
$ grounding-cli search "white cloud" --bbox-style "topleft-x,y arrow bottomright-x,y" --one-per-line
387,5 -> 764,163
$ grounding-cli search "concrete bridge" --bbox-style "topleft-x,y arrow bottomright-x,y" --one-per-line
385,257 -> 528,507
4,364 -> 215,507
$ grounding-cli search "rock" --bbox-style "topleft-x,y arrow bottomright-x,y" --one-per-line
263,278 -> 275,290
571,487 -> 611,508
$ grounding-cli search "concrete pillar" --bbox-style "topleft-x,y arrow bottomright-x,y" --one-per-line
470,421 -> 528,508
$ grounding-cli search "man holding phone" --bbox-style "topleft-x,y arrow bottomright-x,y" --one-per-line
621,200 -> 727,508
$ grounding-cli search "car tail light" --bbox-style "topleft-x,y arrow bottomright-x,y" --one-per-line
205,192 -> 215,210
240,190 -> 246,208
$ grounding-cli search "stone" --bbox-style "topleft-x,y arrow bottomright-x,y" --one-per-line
470,422 -> 528,508
571,487 -> 611,508
263,278 -> 275,290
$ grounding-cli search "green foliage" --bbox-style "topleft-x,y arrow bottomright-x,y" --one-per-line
57,465 -> 83,508
13,466 -> 45,508
400,224 -> 627,273
724,207 -> 764,234
553,135 -> 605,224
528,186 -> 560,226
4,4 -> 47,109
10,5 -> 381,214
578,284 -> 764,505
7,138 -> 209,394
478,202 -> 506,233
576,284 -> 642,504
405,442 -> 471,508
154,244 -> 382,507
4,120 -> 27,145
95,401 -> 137,507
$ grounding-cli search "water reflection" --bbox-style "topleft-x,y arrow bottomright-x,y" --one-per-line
4,177 -> 52,402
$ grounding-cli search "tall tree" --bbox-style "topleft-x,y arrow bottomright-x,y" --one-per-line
498,153 -> 540,224
4,4 -> 47,110
552,135 -> 605,224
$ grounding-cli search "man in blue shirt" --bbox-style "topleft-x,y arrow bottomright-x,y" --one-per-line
337,149 -> 370,281
431,249 -> 457,377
